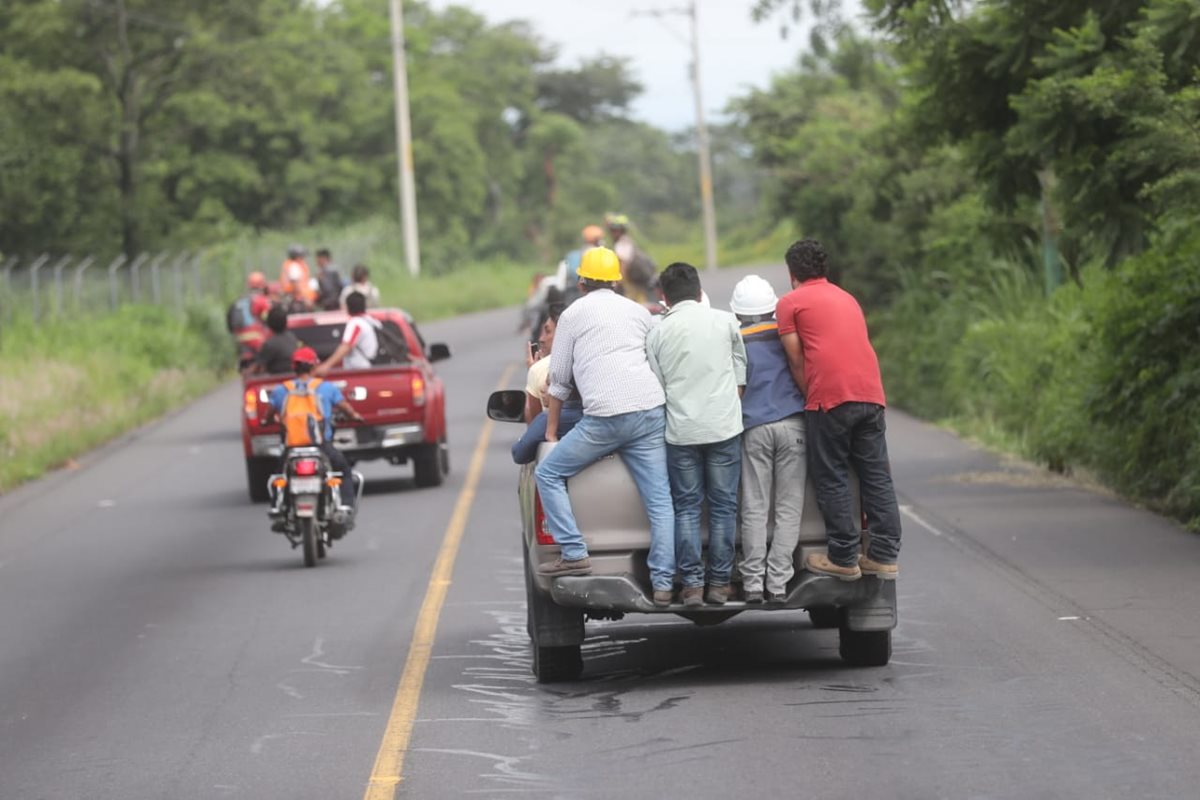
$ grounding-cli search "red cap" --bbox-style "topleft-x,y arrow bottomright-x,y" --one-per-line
292,346 -> 318,365
250,295 -> 271,318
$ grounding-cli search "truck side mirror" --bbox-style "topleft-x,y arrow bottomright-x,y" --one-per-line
486,390 -> 526,423
428,342 -> 451,362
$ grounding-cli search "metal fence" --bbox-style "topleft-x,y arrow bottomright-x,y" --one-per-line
0,237 -> 380,333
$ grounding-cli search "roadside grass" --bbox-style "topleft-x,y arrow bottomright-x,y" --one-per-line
0,306 -> 230,493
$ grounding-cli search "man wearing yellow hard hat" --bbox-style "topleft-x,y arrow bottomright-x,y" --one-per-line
533,247 -> 678,608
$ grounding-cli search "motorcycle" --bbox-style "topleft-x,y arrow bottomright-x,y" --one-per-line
267,446 -> 364,567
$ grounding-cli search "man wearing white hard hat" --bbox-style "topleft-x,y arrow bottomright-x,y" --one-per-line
730,275 -> 809,604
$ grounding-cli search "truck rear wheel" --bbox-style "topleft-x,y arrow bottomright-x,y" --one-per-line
246,457 -> 274,503
808,607 -> 842,629
413,439 -> 446,488
523,545 -> 584,682
838,627 -> 891,667
533,644 -> 583,683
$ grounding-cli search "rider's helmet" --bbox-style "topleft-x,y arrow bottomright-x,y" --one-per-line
604,213 -> 629,233
729,275 -> 779,316
247,271 -> 267,290
287,243 -> 306,259
292,346 -> 319,367
582,224 -> 605,245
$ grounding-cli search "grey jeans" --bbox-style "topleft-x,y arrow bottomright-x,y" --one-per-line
738,415 -> 806,595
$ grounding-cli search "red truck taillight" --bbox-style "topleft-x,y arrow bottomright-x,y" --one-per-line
243,389 -> 257,420
411,375 -> 426,407
533,492 -> 555,545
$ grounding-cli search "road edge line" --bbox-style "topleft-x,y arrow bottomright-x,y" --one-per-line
363,364 -> 516,799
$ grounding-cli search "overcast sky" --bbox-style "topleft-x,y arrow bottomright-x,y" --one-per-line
428,0 -> 819,131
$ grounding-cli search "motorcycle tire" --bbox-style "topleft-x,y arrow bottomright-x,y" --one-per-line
300,517 -> 318,568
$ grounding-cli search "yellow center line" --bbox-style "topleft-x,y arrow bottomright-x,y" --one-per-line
363,363 -> 516,799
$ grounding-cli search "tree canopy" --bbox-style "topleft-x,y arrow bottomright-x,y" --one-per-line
0,0 -> 754,268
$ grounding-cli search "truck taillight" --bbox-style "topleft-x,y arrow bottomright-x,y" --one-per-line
533,492 -> 555,545
293,459 -> 319,476
411,375 -> 426,407
243,389 -> 257,419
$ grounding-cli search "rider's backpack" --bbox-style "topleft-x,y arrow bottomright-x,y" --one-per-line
625,245 -> 657,289
281,378 -> 325,447
369,319 -> 411,366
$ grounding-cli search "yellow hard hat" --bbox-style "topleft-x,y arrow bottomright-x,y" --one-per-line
577,246 -> 622,282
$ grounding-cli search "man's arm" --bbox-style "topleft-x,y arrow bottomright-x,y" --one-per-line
544,395 -> 564,442
545,313 -> 576,406
645,327 -> 665,388
334,398 -> 365,424
314,341 -> 352,377
730,318 -> 748,392
780,332 -> 807,395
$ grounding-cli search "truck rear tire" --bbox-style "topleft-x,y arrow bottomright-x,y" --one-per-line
523,544 -> 584,682
413,440 -> 445,488
808,607 -> 842,629
246,457 -> 274,503
533,644 -> 583,683
838,627 -> 891,667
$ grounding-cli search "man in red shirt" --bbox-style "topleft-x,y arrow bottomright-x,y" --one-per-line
776,239 -> 901,581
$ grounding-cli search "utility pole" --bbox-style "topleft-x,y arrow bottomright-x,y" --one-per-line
389,0 -> 421,277
633,1 -> 719,272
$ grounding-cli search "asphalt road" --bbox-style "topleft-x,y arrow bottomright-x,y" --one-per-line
4,266 -> 1200,800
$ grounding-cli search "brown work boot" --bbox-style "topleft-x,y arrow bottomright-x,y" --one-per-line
536,556 -> 592,577
804,552 -> 861,581
681,586 -> 704,608
652,589 -> 673,608
859,555 -> 899,580
705,584 -> 731,605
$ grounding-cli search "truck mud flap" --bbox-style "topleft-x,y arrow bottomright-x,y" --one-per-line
843,579 -> 897,632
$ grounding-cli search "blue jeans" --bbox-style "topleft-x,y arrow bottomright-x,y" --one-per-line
807,403 -> 902,567
667,435 -> 742,587
534,407 -> 676,591
511,406 -> 583,465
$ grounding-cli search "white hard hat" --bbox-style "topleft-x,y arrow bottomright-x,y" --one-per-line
729,275 -> 778,316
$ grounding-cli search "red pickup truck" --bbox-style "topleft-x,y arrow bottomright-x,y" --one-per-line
240,308 -> 451,502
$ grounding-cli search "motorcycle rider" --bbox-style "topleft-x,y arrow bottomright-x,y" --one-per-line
267,347 -> 365,535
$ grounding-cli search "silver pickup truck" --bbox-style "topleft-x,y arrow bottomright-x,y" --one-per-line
487,390 -> 898,682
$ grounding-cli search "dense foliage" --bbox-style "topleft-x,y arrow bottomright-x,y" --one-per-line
0,0 -> 760,270
739,0 -> 1200,527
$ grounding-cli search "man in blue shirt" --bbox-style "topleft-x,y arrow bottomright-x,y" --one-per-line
268,347 -> 365,525
730,275 -> 808,604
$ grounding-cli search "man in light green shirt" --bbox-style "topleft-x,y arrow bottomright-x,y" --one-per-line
646,263 -> 747,606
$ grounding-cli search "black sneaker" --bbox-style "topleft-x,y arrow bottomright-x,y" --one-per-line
744,590 -> 765,604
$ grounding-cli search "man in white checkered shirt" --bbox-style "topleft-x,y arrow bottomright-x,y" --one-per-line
534,247 -> 678,608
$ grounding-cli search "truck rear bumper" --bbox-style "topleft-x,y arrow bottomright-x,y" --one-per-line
249,423 -> 425,459
548,573 -> 897,631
